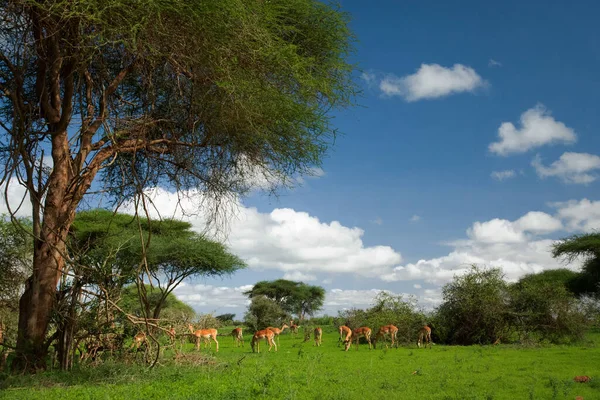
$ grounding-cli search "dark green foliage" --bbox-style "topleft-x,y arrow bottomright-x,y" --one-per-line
2,0 -> 357,202
215,314 -> 236,325
552,233 -> 600,297
243,295 -> 288,332
509,275 -> 588,343
436,266 -> 511,345
433,266 -> 591,345
244,279 -> 325,320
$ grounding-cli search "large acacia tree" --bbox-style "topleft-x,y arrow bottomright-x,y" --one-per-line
0,0 -> 355,369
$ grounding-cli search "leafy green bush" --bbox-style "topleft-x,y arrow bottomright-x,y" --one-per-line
436,266 -> 511,345
243,296 -> 288,332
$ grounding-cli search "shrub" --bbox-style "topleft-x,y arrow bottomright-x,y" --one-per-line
436,266 -> 511,345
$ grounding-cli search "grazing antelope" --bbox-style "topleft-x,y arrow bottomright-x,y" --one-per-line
314,327 -> 323,346
231,327 -> 244,347
351,327 -> 372,350
251,329 -> 277,353
188,324 -> 219,352
375,325 -> 399,349
338,325 -> 352,346
417,325 -> 432,349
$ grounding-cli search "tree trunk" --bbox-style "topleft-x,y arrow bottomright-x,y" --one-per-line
12,129 -> 77,371
14,238 -> 69,371
55,281 -> 81,371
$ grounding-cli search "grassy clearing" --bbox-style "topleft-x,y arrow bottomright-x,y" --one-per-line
2,327 -> 600,400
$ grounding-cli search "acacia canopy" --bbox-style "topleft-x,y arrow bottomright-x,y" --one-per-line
0,0 -> 355,370
72,209 -> 245,320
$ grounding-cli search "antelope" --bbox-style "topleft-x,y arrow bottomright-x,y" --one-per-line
314,327 -> 323,346
350,327 -> 372,350
375,325 -> 398,349
251,329 -> 277,353
266,324 -> 289,346
188,324 -> 219,352
231,327 -> 244,347
130,331 -> 148,350
417,325 -> 432,349
338,325 -> 351,346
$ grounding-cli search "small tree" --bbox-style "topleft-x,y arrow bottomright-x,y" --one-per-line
436,266 -> 510,345
216,314 -> 236,325
244,279 -> 325,321
244,296 -> 288,332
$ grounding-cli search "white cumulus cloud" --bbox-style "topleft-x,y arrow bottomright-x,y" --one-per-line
379,63 -> 486,101
552,199 -> 600,232
383,208 -> 570,286
282,271 -> 317,282
123,188 -> 403,279
532,152 -> 600,184
489,104 -> 576,156
491,170 -> 516,181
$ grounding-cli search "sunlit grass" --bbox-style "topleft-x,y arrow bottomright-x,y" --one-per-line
2,327 -> 600,399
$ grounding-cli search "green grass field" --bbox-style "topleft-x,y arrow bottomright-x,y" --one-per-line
2,327 -> 600,400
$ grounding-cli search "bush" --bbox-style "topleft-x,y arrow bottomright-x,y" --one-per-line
436,266 -> 511,345
337,292 -> 426,345
243,296 -> 288,332
510,274 -> 590,343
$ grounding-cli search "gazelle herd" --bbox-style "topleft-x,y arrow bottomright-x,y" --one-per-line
124,322 -> 433,355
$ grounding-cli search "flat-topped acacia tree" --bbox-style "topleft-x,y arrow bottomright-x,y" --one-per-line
0,0 -> 356,370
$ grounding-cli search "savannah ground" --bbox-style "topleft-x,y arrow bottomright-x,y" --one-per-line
1,327 -> 599,400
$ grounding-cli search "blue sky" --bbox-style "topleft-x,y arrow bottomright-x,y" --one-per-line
164,0 -> 600,318
159,0 -> 600,318
3,0 -> 600,319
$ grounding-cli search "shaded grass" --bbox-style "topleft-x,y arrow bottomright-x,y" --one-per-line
1,330 -> 600,399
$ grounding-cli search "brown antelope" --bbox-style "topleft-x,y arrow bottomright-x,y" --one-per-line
417,325 -> 432,349
338,325 -> 351,346
130,331 -> 148,350
266,324 -> 289,346
314,327 -> 323,346
350,327 -> 372,350
251,329 -> 277,353
231,327 -> 244,347
375,325 -> 399,349
188,324 -> 219,352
